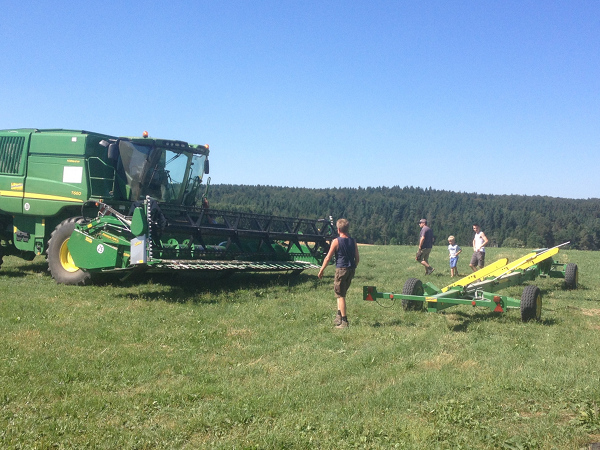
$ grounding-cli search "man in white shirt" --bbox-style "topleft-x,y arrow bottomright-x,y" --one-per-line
470,223 -> 489,272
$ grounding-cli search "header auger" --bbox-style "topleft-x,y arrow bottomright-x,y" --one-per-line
364,243 -> 578,322
0,128 -> 336,284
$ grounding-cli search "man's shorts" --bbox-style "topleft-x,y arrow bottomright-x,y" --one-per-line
470,251 -> 485,268
416,247 -> 431,263
450,256 -> 458,268
334,267 -> 355,298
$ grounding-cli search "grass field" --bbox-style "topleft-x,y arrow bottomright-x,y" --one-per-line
1,245 -> 599,448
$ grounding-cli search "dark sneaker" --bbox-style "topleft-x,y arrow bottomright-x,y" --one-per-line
334,312 -> 342,326
336,320 -> 349,329
426,267 -> 435,275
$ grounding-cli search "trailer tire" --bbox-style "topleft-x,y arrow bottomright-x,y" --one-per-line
564,263 -> 578,289
47,217 -> 92,286
521,285 -> 542,322
402,278 -> 424,311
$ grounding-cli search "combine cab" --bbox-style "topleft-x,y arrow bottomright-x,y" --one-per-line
0,129 -> 335,284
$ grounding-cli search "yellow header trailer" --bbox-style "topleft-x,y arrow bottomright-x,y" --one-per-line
364,244 -> 578,322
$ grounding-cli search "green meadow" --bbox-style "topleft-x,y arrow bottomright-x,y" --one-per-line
1,246 -> 599,448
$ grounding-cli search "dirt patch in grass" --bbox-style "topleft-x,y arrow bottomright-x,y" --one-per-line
580,309 -> 600,330
227,327 -> 252,337
460,359 -> 479,370
422,352 -> 455,370
12,328 -> 42,346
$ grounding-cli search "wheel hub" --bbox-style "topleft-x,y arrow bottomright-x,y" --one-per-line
59,239 -> 80,273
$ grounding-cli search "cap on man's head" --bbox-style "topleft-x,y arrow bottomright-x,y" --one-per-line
419,219 -> 427,224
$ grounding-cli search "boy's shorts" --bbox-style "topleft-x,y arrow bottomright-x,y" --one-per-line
449,257 -> 458,268
470,251 -> 485,268
334,267 -> 355,298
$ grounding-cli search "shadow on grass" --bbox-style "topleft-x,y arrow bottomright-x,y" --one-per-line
8,255 -> 320,305
368,303 -> 560,331
113,271 -> 319,304
444,309 -> 559,332
370,318 -> 428,328
371,319 -> 404,327
0,261 -> 49,277
560,283 -> 587,291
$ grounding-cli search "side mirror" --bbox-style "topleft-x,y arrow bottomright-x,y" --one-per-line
108,143 -> 119,161
204,159 -> 210,174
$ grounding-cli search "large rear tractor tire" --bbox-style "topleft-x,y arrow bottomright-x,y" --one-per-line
564,263 -> 578,289
47,218 -> 92,286
402,278 -> 424,311
521,285 -> 542,322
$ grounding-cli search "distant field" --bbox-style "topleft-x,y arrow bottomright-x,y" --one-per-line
1,246 -> 599,448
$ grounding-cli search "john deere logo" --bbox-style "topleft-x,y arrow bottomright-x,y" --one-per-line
97,244 -> 105,254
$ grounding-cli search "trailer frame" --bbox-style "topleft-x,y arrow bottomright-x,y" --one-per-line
363,244 -> 578,322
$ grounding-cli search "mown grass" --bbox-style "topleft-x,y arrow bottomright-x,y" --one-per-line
1,246 -> 599,448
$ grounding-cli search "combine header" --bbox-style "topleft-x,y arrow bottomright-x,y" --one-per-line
0,128 -> 335,284
65,200 -> 335,284
364,244 -> 578,322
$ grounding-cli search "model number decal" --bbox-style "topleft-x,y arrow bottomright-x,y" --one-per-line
71,191 -> 82,196
101,232 -> 119,243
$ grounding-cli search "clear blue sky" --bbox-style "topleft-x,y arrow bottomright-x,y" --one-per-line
1,1 -> 598,199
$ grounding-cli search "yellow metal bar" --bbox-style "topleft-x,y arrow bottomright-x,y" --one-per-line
493,247 -> 560,280
441,258 -> 508,292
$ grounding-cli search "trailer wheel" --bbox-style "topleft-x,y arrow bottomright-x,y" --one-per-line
402,278 -> 424,311
564,263 -> 578,289
521,285 -> 542,322
47,218 -> 92,286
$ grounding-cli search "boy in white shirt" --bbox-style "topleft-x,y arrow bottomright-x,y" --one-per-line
447,235 -> 462,277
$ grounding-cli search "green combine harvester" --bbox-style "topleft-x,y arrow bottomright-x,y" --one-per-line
0,128 -> 336,285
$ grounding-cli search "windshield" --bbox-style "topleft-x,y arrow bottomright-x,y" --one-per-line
117,141 -> 206,203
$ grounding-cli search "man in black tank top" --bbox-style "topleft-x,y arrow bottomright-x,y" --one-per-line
318,218 -> 360,328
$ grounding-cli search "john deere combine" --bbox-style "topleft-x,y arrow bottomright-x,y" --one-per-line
0,128 -> 335,285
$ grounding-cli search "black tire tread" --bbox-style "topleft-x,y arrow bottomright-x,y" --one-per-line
564,263 -> 578,289
46,217 -> 92,286
521,285 -> 542,322
402,277 -> 424,311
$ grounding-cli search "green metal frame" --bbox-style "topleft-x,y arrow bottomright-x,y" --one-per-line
364,251 -> 576,322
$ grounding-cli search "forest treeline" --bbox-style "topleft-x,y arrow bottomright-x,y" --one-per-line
209,185 -> 600,250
